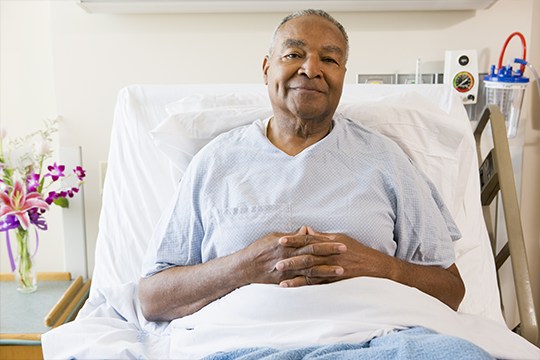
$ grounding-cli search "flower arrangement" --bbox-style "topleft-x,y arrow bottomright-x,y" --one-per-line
0,118 -> 85,293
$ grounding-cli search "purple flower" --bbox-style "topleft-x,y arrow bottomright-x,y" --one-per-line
26,173 -> 41,192
67,187 -> 79,198
46,163 -> 65,182
28,208 -> 47,230
0,214 -> 20,231
74,166 -> 86,181
45,191 -> 56,205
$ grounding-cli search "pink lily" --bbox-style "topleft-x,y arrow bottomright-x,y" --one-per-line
0,180 -> 49,230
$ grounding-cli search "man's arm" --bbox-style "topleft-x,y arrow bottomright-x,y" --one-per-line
138,251 -> 248,322
275,227 -> 465,311
138,227 -> 346,321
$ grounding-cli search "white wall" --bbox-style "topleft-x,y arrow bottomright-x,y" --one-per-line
0,1 -> 63,274
1,0 -> 539,326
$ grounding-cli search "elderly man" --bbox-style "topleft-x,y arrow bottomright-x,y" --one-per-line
138,10 -> 465,325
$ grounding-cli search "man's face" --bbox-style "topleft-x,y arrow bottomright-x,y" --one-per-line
263,15 -> 347,123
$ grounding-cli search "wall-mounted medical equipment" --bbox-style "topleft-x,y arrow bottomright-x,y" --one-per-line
444,50 -> 479,105
356,72 -> 487,121
356,73 -> 443,85
484,32 -> 533,139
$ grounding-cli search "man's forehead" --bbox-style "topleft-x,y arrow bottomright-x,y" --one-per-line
282,39 -> 306,48
280,38 -> 344,56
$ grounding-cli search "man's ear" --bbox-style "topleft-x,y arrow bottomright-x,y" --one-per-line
262,55 -> 270,85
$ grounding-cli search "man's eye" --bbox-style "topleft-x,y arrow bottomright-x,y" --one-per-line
285,53 -> 300,59
323,58 -> 337,64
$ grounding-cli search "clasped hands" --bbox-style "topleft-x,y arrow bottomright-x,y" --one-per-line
242,225 -> 391,288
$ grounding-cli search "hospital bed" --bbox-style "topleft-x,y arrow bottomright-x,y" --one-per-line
42,84 -> 540,359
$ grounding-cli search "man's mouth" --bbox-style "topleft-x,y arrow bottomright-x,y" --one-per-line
289,86 -> 325,94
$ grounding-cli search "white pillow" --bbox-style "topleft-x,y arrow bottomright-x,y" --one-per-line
165,92 -> 271,115
150,106 -> 273,177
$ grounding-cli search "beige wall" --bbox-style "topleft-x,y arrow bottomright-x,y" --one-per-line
1,0 -> 539,320
0,1 -> 63,273
520,0 -> 540,332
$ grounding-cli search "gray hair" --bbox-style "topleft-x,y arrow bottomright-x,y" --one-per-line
268,9 -> 349,63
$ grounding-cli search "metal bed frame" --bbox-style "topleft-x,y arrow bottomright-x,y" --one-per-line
474,104 -> 539,346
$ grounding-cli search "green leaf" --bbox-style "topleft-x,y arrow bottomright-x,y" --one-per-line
38,177 -> 45,193
53,197 -> 70,208
2,168 -> 13,187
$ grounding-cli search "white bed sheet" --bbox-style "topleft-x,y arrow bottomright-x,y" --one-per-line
168,278 -> 539,359
42,84 -> 537,359
43,278 -> 540,360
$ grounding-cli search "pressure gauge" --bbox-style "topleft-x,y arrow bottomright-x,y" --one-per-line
453,71 -> 475,93
444,50 -> 479,104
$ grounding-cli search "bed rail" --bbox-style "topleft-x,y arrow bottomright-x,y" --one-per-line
474,104 -> 539,346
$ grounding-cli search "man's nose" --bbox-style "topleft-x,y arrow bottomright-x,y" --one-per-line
298,56 -> 322,78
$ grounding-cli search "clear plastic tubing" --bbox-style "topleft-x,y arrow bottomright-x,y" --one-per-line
515,59 -> 540,100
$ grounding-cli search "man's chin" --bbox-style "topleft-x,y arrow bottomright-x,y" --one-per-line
291,110 -> 334,123
289,103 -> 335,122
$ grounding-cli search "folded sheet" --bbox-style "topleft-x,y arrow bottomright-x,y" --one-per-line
169,278 -> 539,360
44,277 -> 540,359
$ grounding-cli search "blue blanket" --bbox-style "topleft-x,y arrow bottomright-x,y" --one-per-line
203,327 -> 495,360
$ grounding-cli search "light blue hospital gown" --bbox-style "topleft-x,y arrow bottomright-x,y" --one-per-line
142,115 -> 461,277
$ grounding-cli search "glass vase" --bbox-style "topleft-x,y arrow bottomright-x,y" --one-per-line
14,227 -> 37,293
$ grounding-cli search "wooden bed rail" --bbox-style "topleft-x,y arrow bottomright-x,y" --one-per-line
473,104 -> 539,346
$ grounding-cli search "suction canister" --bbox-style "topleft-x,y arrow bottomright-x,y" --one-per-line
484,65 -> 529,138
484,32 -> 529,139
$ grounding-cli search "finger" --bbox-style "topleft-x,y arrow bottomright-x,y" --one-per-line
307,226 -> 340,241
275,255 -> 344,273
279,271 -> 341,288
280,276 -> 313,287
276,255 -> 314,271
279,234 -> 333,247
296,226 -> 308,236
298,265 -> 343,277
306,226 -> 318,236
294,243 -> 347,257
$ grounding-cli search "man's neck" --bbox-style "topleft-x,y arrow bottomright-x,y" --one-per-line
267,115 -> 333,156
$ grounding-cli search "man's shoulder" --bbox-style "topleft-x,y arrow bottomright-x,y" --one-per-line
335,115 -> 404,155
201,119 -> 264,151
189,119 -> 267,170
